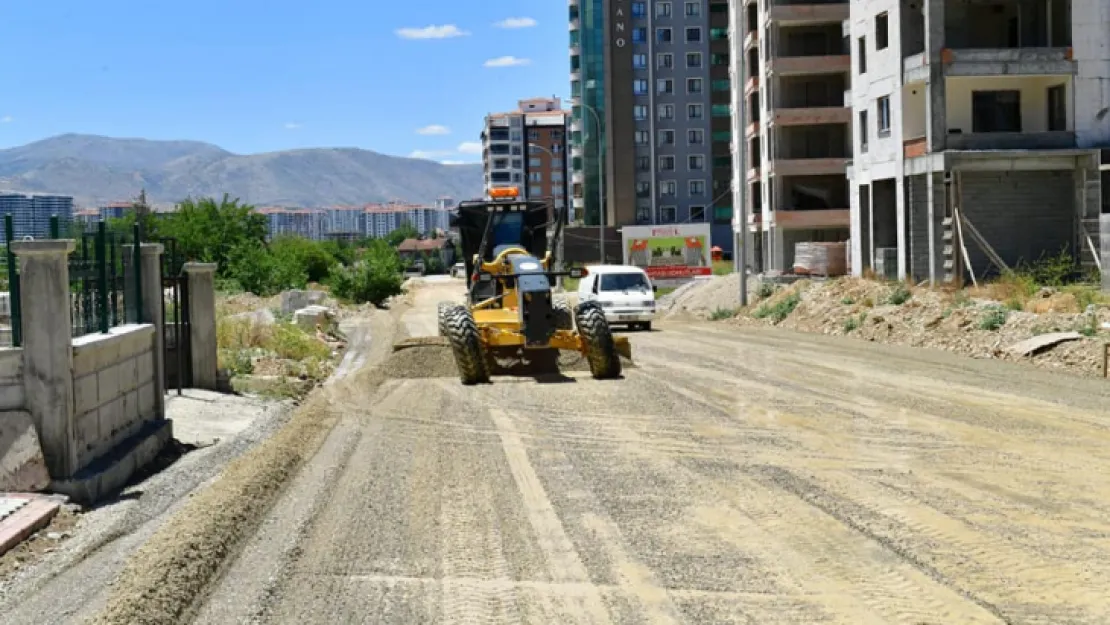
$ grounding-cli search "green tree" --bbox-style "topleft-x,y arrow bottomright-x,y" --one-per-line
160,194 -> 268,268
329,239 -> 404,306
386,224 -> 420,247
269,236 -> 338,284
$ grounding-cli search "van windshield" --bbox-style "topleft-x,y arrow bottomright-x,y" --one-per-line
599,272 -> 649,292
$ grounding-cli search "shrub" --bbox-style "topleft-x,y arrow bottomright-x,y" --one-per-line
757,282 -> 776,299
753,291 -> 801,323
710,307 -> 738,320
886,284 -> 912,306
329,240 -> 404,306
226,241 -> 308,297
978,306 -> 1008,331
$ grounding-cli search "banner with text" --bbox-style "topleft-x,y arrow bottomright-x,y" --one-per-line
621,223 -> 712,286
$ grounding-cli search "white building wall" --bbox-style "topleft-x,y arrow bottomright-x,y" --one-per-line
1072,0 -> 1110,148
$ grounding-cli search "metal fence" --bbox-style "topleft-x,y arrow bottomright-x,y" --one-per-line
68,221 -> 142,338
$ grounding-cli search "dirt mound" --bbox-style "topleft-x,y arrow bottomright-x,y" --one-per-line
659,274 -> 754,318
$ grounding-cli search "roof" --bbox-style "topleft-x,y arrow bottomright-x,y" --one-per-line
397,238 -> 450,252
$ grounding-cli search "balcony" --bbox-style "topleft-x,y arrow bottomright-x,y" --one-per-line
772,208 -> 850,229
771,107 -> 850,127
902,53 -> 927,84
944,131 -> 1077,151
903,137 -> 927,158
942,48 -> 1076,77
767,2 -> 849,25
768,55 -> 850,76
769,157 -> 849,176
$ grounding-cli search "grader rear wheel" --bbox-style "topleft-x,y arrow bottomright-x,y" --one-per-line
552,296 -> 574,330
436,301 -> 452,336
443,305 -> 489,385
574,301 -> 622,380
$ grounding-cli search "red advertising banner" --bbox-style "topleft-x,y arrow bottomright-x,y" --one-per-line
643,265 -> 712,280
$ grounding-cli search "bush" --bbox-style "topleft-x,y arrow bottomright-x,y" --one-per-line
978,306 -> 1008,331
329,240 -> 404,306
757,282 -> 776,299
886,284 -> 912,306
754,291 -> 801,323
226,241 -> 308,297
710,307 -> 738,320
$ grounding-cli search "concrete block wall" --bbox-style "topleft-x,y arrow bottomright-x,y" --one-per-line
71,325 -> 156,472
0,348 -> 25,411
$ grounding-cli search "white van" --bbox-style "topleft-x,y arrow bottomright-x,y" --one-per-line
576,264 -> 657,331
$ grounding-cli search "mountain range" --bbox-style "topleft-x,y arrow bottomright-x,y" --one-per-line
0,134 -> 483,209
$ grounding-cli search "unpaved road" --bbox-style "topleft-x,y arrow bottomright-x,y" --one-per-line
191,278 -> 1110,624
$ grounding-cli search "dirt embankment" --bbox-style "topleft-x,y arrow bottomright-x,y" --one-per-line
662,273 -> 1110,379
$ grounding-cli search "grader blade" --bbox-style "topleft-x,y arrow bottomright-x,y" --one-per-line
613,336 -> 632,361
391,336 -> 449,352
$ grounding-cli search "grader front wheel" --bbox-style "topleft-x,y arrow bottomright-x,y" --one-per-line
443,305 -> 489,385
574,301 -> 622,380
552,296 -> 574,330
436,301 -> 452,337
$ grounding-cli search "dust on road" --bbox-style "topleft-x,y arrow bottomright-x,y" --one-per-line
162,278 -> 1110,623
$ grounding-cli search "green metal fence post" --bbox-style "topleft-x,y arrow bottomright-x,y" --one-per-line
50,215 -> 59,239
5,215 -> 20,347
132,224 -> 143,323
96,222 -> 109,333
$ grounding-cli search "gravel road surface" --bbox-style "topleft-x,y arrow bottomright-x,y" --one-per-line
187,279 -> 1110,624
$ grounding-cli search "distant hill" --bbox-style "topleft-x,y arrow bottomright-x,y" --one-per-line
0,134 -> 482,208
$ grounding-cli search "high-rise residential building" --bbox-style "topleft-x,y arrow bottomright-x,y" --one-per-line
0,193 -> 74,238
568,0 -> 735,251
846,0 -> 1109,286
480,97 -> 570,222
732,0 -> 852,273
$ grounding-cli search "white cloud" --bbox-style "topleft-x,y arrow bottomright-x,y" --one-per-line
0,116 -> 12,123
494,17 -> 537,29
484,56 -> 531,68
396,24 -> 468,40
416,124 -> 450,136
284,122 -> 301,130
456,141 -> 482,155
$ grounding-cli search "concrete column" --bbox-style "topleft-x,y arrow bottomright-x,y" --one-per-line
184,263 -> 218,390
924,0 -> 947,153
13,240 -> 76,478
926,173 -> 938,286
140,244 -> 166,418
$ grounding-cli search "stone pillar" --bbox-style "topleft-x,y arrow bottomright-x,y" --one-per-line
13,240 -> 76,478
184,263 -> 218,390
140,244 -> 166,417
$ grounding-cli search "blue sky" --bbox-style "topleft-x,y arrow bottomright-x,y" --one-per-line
0,0 -> 569,163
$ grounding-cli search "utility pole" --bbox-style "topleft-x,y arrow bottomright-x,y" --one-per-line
732,2 -> 749,307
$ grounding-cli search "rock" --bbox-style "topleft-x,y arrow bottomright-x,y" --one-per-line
0,410 -> 50,492
293,305 -> 335,331
281,290 -> 326,314
230,309 -> 275,326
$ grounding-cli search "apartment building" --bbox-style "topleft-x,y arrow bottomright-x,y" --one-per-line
847,0 -> 1110,285
480,97 -> 570,222
732,0 -> 853,273
569,0 -> 735,251
0,193 -> 75,239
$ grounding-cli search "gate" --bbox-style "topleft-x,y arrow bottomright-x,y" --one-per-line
159,238 -> 192,393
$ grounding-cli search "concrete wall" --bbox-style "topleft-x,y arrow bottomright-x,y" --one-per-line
959,170 -> 1075,277
0,348 -> 24,411
902,83 -> 927,139
906,173 -> 943,282
72,325 -> 157,472
1071,0 -> 1110,147
945,76 -> 1074,135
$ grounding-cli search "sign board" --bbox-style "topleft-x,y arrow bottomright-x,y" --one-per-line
621,223 -> 713,286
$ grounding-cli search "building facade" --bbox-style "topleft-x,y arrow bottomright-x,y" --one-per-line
731,0 -> 852,274
480,97 -> 571,222
569,0 -> 735,252
846,0 -> 1109,285
0,193 -> 75,239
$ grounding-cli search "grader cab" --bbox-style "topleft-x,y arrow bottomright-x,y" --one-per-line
435,187 -> 627,384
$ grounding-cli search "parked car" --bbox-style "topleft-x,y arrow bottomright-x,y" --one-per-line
575,264 -> 657,331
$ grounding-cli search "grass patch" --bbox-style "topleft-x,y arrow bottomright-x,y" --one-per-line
978,306 -> 1009,331
710,307 -> 739,321
840,296 -> 855,306
754,291 -> 801,324
712,260 -> 733,276
885,284 -> 912,306
757,282 -> 776,300
843,313 -> 866,333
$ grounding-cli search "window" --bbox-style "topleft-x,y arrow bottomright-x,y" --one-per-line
713,206 -> 731,224
710,27 -> 728,41
632,1 -> 646,17
659,129 -> 676,145
689,180 -> 706,196
972,90 -> 1021,132
687,77 -> 703,94
688,129 -> 704,144
528,130 -> 539,141
687,103 -> 703,119
634,79 -> 648,95
711,79 -> 730,92
659,155 -> 676,171
529,185 -> 542,197
661,181 -> 677,196
636,205 -> 652,224
877,96 -> 891,135
685,27 -> 701,42
685,1 -> 701,16
511,159 -> 522,168
876,13 -> 889,50
634,104 -> 648,120
635,130 -> 650,145
657,78 -> 674,94
686,52 -> 702,68
712,104 -> 730,117
658,103 -> 675,119
657,28 -> 672,43
551,171 -> 564,182
633,27 -> 647,43
858,37 -> 867,73
529,158 -> 542,168
858,110 -> 869,152
636,156 -> 651,171
661,206 -> 677,223
552,185 -> 564,196
1047,84 -> 1067,131
688,154 -> 705,170
633,53 -> 647,68
657,53 -> 673,69
656,2 -> 672,17
690,206 -> 705,222
636,181 -> 651,197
